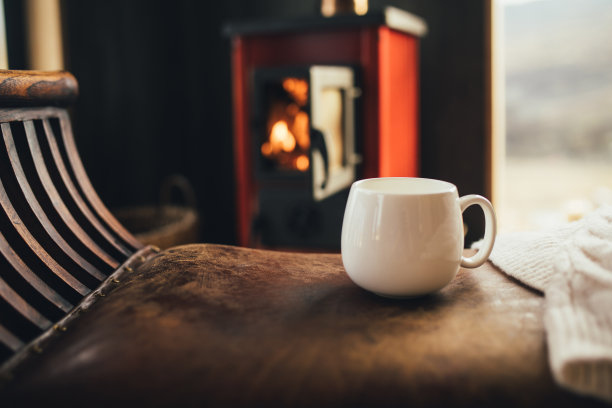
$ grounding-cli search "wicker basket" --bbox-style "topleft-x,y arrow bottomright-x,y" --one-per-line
112,175 -> 200,250
113,205 -> 199,250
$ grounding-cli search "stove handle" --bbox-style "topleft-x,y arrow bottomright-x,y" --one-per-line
310,128 -> 329,189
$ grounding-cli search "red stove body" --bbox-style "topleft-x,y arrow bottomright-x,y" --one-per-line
226,7 -> 427,249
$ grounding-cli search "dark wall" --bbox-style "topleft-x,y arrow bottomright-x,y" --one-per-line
4,0 -> 27,69
9,0 -> 488,245
61,1 -> 240,244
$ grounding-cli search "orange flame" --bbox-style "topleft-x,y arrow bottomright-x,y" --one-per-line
282,78 -> 308,106
261,78 -> 311,172
262,120 -> 297,155
296,155 -> 309,171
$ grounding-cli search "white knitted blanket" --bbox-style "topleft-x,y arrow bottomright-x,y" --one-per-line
476,205 -> 612,403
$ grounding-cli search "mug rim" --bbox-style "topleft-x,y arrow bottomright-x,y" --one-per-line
352,177 -> 457,196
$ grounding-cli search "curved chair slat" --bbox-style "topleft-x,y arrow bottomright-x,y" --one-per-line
0,277 -> 52,331
0,231 -> 73,314
0,177 -> 91,296
56,113 -> 143,251
41,119 -> 132,258
0,324 -> 23,353
23,120 -> 120,268
1,122 -> 107,281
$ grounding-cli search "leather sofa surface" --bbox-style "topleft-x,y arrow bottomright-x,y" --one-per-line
3,244 -> 606,407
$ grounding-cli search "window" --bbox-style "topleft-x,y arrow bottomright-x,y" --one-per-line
496,0 -> 612,231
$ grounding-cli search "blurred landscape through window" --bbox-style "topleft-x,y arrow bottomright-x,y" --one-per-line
499,0 -> 612,231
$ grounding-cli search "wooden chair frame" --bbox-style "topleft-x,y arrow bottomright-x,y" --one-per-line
0,70 -> 152,372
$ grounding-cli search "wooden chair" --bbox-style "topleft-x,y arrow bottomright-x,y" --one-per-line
0,70 -> 153,365
0,70 -> 607,407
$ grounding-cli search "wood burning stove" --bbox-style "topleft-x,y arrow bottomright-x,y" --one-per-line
225,7 -> 427,249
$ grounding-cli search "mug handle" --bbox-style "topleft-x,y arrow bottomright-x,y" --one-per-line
459,195 -> 497,269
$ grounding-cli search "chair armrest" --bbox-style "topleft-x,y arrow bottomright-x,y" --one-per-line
0,70 -> 78,107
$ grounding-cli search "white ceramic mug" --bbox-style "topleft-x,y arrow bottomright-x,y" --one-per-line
341,177 -> 496,298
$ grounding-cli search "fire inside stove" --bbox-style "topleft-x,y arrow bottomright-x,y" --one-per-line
255,66 -> 358,203
261,78 -> 311,172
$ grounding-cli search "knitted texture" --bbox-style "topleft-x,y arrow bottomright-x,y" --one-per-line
476,205 -> 612,402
